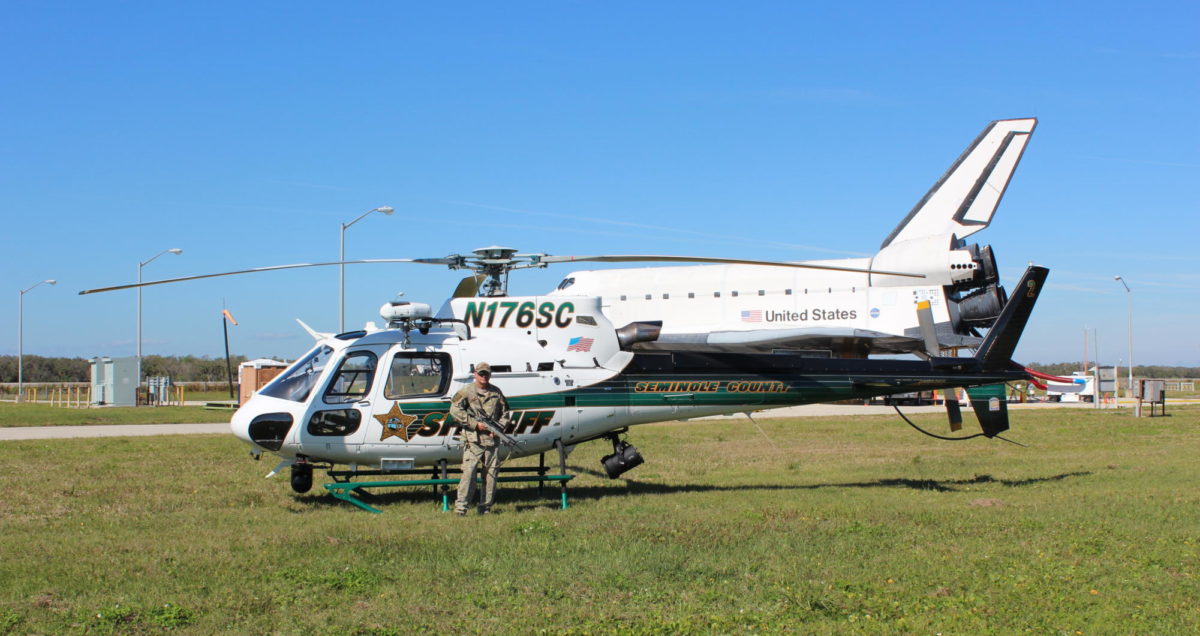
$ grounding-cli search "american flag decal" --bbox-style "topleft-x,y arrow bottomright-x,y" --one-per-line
741,310 -> 763,323
566,337 -> 594,352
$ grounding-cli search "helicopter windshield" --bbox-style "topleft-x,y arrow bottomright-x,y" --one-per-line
259,345 -> 335,402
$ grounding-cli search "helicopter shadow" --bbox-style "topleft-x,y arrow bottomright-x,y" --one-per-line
554,466 -> 1094,503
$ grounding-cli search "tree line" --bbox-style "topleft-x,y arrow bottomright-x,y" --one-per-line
2,355 -> 1195,383
0,355 -> 263,383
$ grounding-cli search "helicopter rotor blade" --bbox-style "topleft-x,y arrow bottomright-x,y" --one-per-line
77,259 -> 426,295
945,396 -> 964,432
78,249 -> 924,296
535,254 -> 924,278
410,257 -> 462,266
913,299 -> 965,432
452,274 -> 487,298
915,300 -> 942,355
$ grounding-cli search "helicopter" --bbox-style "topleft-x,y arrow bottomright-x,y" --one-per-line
236,261 -> 1044,496
78,118 -> 1048,501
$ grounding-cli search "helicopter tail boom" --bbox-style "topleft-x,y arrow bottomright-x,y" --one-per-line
956,264 -> 1048,437
973,265 -> 1048,371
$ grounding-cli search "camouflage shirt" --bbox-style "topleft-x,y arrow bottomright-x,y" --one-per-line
450,383 -> 511,447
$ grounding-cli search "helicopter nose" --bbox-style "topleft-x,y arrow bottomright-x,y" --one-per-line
230,409 -> 254,444
230,407 -> 295,452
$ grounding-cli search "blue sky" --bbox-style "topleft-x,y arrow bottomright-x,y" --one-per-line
3,2 -> 1197,366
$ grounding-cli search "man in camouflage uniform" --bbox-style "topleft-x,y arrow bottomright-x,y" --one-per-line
451,362 -> 511,515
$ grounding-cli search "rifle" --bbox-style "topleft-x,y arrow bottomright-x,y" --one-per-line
471,411 -> 524,449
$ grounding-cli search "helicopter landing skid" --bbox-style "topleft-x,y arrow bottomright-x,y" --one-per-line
321,441 -> 574,513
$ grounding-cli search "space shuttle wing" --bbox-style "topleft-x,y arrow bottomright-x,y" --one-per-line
634,327 -> 934,355
881,118 -> 1037,248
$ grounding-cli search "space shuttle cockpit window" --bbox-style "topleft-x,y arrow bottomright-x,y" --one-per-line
385,353 -> 451,399
259,345 -> 335,403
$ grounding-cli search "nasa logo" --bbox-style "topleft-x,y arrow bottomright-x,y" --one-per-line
870,307 -> 880,319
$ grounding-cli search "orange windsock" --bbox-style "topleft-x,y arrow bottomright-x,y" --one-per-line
222,309 -> 238,326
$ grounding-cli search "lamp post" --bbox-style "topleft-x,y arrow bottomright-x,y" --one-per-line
138,248 -> 183,389
339,206 -> 394,332
18,279 -> 56,403
1114,276 -> 1134,411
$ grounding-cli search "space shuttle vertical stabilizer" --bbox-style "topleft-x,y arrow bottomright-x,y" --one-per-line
879,118 -> 1037,249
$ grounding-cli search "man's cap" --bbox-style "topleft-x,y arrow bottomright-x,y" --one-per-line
474,362 -> 491,375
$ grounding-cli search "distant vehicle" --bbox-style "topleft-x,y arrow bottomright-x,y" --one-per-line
1045,367 -> 1116,403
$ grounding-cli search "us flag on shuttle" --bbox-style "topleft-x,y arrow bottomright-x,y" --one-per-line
741,310 -> 763,323
567,337 -> 594,352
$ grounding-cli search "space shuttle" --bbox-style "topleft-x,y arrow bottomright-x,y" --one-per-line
547,118 -> 1038,357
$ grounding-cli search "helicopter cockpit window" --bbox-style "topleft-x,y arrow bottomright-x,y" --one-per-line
258,345 -> 335,403
385,353 -> 450,399
556,277 -> 575,290
308,409 -> 362,436
323,351 -> 379,404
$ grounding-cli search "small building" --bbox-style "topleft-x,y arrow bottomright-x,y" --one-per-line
90,356 -> 137,406
238,358 -> 289,405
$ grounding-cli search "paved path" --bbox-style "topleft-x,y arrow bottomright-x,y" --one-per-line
0,423 -> 230,441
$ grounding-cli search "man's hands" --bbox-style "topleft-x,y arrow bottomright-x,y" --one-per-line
470,413 -> 522,448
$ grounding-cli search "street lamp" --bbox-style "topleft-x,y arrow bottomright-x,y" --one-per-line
340,206 -> 394,332
18,279 -> 56,403
1114,275 -> 1134,407
138,248 -> 183,388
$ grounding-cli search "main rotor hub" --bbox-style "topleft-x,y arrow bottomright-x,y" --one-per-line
450,246 -> 533,296
472,246 -> 520,261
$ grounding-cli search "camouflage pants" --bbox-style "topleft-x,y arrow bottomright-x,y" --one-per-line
455,442 -> 501,513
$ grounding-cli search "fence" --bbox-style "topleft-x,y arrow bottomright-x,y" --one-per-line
2,382 -> 212,406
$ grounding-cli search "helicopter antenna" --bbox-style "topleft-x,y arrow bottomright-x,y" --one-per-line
743,412 -> 780,450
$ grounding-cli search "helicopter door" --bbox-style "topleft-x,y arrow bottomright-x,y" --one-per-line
298,347 -> 384,462
359,352 -> 455,460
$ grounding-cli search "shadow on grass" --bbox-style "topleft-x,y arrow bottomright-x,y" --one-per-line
293,468 -> 1092,513
566,467 -> 1093,498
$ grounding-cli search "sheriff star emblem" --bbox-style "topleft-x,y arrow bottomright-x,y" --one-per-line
374,402 -> 419,442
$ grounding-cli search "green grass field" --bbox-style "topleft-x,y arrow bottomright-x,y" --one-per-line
183,391 -> 239,403
1,407 -> 1197,634
0,403 -> 232,428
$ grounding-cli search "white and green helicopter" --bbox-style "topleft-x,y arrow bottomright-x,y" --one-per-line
80,118 -> 1049,505
80,247 -> 1048,502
